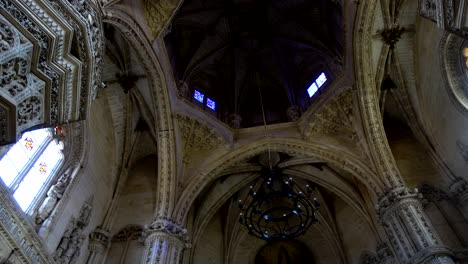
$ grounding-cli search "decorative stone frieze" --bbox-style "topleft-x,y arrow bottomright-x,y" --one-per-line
142,218 -> 190,264
376,187 -> 455,264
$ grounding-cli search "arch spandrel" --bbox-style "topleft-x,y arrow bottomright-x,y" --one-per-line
173,137 -> 384,224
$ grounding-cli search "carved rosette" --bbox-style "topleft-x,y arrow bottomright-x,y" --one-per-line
376,187 -> 455,264
142,218 -> 190,264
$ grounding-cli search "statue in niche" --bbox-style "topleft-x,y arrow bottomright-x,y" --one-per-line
56,221 -> 75,259
55,198 -> 93,264
35,169 -> 71,225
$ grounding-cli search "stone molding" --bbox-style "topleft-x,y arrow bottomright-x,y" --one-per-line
102,7 -> 177,218
440,33 -> 468,118
88,228 -> 110,252
0,183 -> 53,263
0,0 -> 104,146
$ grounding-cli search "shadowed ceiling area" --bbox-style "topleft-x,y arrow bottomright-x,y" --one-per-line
165,0 -> 344,127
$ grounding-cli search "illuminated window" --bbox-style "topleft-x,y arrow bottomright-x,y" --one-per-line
307,83 -> 318,97
307,72 -> 327,98
315,72 -> 327,87
0,128 -> 64,212
194,90 -> 204,103
206,98 -> 216,110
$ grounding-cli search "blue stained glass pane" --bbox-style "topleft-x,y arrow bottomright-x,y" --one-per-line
307,82 -> 318,97
315,72 -> 327,88
206,98 -> 216,110
194,90 -> 204,103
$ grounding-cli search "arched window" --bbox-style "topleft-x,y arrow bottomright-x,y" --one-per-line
0,128 -> 64,213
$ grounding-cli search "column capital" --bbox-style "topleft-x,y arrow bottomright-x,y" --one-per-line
142,218 -> 190,249
449,177 -> 468,203
376,186 -> 423,220
88,227 -> 111,252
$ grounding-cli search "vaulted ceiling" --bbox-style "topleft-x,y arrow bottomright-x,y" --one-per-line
164,0 -> 344,127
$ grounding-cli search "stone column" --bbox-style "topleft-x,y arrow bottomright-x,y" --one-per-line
377,187 -> 455,264
142,218 -> 189,264
449,177 -> 468,222
86,228 -> 110,264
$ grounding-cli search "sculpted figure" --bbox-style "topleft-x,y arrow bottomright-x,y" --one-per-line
35,169 -> 71,225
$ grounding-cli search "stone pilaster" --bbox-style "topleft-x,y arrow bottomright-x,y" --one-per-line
86,228 -> 110,264
142,218 -> 190,264
449,178 -> 468,222
377,187 -> 455,264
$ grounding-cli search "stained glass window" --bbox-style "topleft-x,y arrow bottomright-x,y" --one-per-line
206,98 -> 216,110
0,128 -> 64,212
194,89 -> 204,103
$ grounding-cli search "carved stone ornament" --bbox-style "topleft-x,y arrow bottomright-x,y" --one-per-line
143,0 -> 178,40
440,34 -> 468,118
0,181 -> 53,263
303,89 -> 356,141
176,114 -> 229,155
419,184 -> 450,203
35,168 -> 72,226
113,225 -> 143,242
376,187 -> 455,264
88,227 -> 111,253
0,0 -> 104,146
380,25 -> 405,49
54,197 -> 93,264
141,218 -> 190,264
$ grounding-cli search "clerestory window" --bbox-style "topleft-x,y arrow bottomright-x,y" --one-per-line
0,128 -> 64,213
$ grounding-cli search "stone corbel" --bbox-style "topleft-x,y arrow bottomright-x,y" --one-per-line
449,177 -> 468,221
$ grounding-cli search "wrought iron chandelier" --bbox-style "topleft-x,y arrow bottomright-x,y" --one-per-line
238,169 -> 320,240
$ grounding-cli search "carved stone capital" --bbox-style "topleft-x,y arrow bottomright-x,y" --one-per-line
142,218 -> 190,249
449,177 -> 468,204
88,228 -> 111,252
376,187 -> 455,264
376,186 -> 422,220
142,218 -> 190,264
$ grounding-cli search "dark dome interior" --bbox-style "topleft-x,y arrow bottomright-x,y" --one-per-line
165,0 -> 344,127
